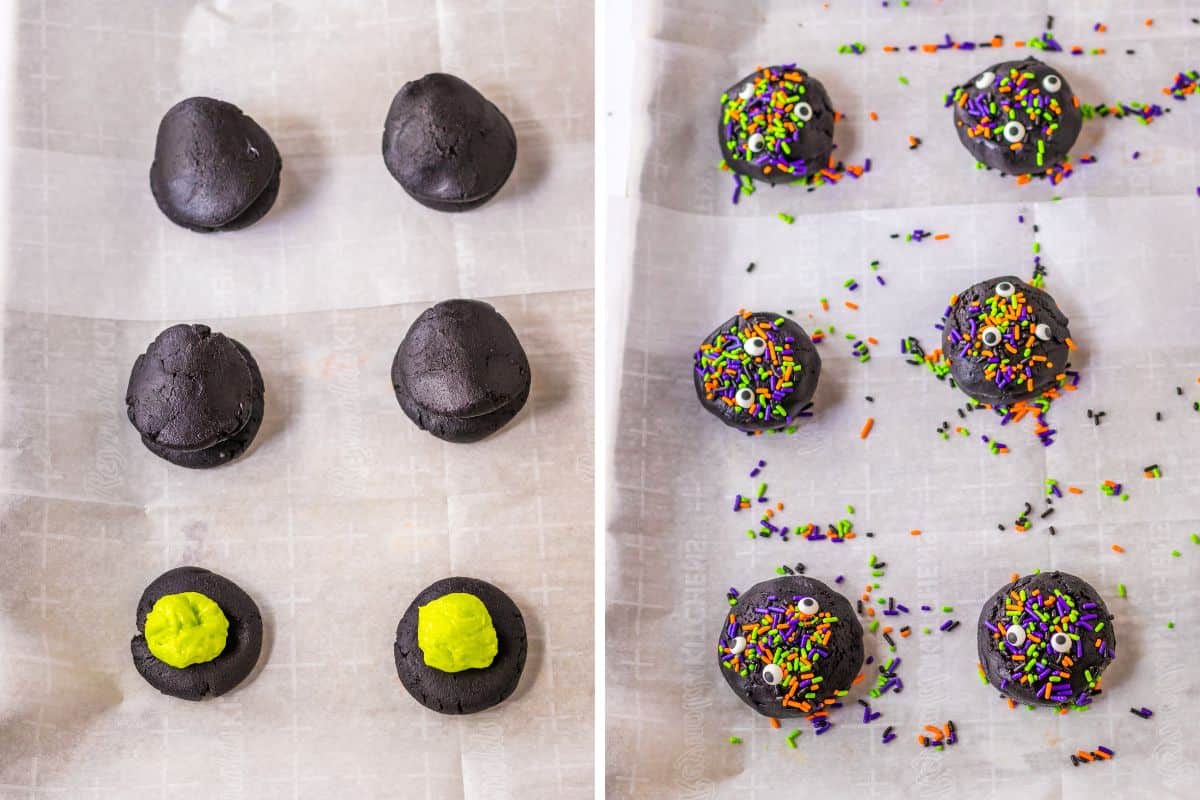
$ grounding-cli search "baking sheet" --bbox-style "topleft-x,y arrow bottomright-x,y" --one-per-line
0,2 -> 593,799
606,2 -> 1200,798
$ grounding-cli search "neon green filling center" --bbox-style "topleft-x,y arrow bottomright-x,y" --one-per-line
417,592 -> 498,673
144,591 -> 229,669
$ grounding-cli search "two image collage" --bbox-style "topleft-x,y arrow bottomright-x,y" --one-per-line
2,1 -> 1199,798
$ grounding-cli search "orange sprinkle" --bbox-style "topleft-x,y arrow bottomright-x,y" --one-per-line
1068,486 -> 1083,495
869,111 -> 879,121
860,417 -> 875,439
1111,544 -> 1125,553
910,529 -> 921,536
770,717 -> 781,729
867,337 -> 878,345
933,233 -> 950,240
820,298 -> 829,311
1145,18 -> 1153,26
845,301 -> 859,310
1014,40 -> 1026,48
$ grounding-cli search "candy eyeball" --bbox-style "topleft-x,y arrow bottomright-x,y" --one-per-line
1042,73 -> 1062,93
1035,323 -> 1052,341
735,388 -> 755,409
738,82 -> 755,101
1050,631 -> 1072,653
762,663 -> 784,685
975,71 -> 996,90
994,281 -> 1016,298
729,635 -> 747,655
1005,623 -> 1027,647
797,596 -> 820,615
981,326 -> 1002,347
1002,121 -> 1026,143
793,101 -> 814,122
743,336 -> 767,357
747,133 -> 766,154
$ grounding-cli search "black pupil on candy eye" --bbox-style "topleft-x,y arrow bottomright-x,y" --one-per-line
1006,630 -> 1020,644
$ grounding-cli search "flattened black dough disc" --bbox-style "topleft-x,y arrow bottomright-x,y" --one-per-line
977,571 -> 1115,707
391,299 -> 531,443
717,576 -> 863,718
131,567 -> 263,701
126,324 -> 265,469
395,577 -> 527,715
149,97 -> 282,232
382,73 -> 517,212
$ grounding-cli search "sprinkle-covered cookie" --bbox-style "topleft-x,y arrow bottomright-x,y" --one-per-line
977,571 -> 1115,708
719,65 -> 836,187
940,276 -> 1073,406
693,311 -> 821,433
948,57 -> 1083,176
718,576 -> 864,718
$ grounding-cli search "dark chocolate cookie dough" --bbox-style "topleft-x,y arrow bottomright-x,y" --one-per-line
391,299 -> 530,443
126,324 -> 265,468
718,576 -> 864,718
382,73 -> 517,212
948,58 -> 1082,176
719,65 -> 836,185
977,571 -> 1115,708
131,566 -> 263,701
693,311 -> 821,432
940,275 -> 1071,406
395,576 -> 527,715
150,97 -> 282,232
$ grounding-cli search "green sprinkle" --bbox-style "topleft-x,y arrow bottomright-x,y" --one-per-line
898,75 -> 909,85
847,505 -> 855,515
729,736 -> 742,745
778,213 -> 795,225
1171,550 -> 1181,558
1117,583 -> 1127,598
941,606 -> 953,613
1191,533 -> 1199,545
786,729 -> 801,748
1167,621 -> 1175,629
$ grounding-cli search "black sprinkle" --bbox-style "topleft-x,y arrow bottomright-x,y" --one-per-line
883,632 -> 896,647
1041,508 -> 1055,519
746,262 -> 756,273
858,699 -> 871,708
866,395 -> 875,402
1177,386 -> 1184,396
795,562 -> 806,574
1071,755 -> 1080,767
1156,412 -> 1162,421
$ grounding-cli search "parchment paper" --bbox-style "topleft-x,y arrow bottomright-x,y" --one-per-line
0,2 -> 593,799
607,2 -> 1200,798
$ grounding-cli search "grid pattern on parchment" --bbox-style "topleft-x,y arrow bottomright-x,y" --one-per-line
607,1 -> 1200,798
0,1 -> 593,799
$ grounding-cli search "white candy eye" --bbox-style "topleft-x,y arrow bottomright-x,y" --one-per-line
981,326 -> 1002,347
1003,121 -> 1026,143
793,102 -> 813,122
743,337 -> 767,357
797,596 -> 820,615
975,71 -> 995,90
747,133 -> 766,154
1050,632 -> 1072,653
1035,323 -> 1052,341
762,663 -> 784,685
738,82 -> 755,101
735,388 -> 755,409
1005,624 -> 1027,647
729,636 -> 747,655
995,281 -> 1016,298
1042,74 -> 1062,93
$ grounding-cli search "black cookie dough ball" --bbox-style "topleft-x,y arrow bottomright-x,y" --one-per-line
977,571 -> 1115,708
391,299 -> 530,443
949,58 -> 1082,176
149,97 -> 282,232
131,566 -> 263,701
940,276 -> 1071,406
395,576 -> 527,715
717,576 -> 863,718
719,65 -> 836,184
382,73 -> 517,212
126,324 -> 265,468
693,311 -> 821,433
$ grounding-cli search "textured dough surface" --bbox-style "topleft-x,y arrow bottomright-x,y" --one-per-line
395,577 -> 527,715
131,567 -> 263,701
149,97 -> 282,231
126,324 -> 265,468
391,299 -> 531,442
382,73 -> 517,211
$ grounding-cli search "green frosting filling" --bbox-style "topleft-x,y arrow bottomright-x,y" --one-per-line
417,592 -> 498,673
144,591 -> 229,669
